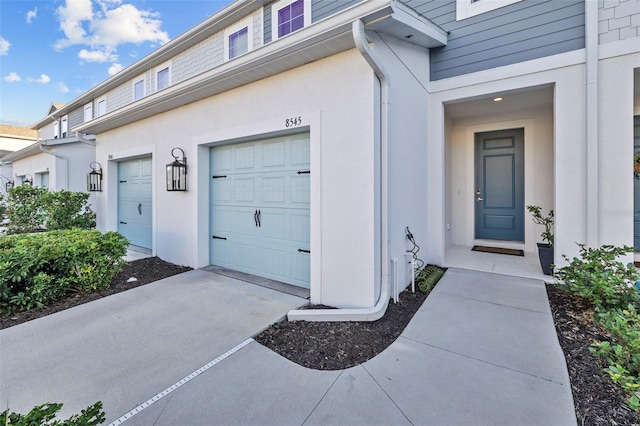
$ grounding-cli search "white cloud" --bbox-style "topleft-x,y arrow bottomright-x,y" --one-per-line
78,48 -> 116,62
108,63 -> 124,75
3,72 -> 21,82
29,74 -> 51,84
54,0 -> 169,58
0,37 -> 10,55
58,82 -> 70,93
53,0 -> 93,51
26,7 -> 38,24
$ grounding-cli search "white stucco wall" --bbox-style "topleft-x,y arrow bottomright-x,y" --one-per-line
374,32 -> 431,295
12,153 -> 55,188
95,49 -> 380,308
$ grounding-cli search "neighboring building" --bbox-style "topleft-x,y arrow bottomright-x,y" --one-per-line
0,124 -> 38,191
0,102 -> 96,193
30,0 -> 640,319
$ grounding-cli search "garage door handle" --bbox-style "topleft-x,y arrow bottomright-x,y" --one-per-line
297,170 -> 310,175
212,235 -> 227,240
254,210 -> 258,227
138,203 -> 142,215
120,221 -> 127,224
257,210 -> 261,227
298,249 -> 310,254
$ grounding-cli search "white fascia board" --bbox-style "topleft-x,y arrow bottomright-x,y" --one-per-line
383,0 -> 447,47
0,142 -> 42,162
73,0 -> 395,134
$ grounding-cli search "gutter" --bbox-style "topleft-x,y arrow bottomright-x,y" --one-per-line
287,19 -> 390,322
39,143 -> 68,189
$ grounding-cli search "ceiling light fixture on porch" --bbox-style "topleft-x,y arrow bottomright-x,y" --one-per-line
166,147 -> 187,191
493,97 -> 503,102
87,162 -> 103,192
23,174 -> 33,186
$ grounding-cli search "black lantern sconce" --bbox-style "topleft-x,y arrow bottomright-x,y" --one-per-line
166,148 -> 187,191
87,162 -> 103,192
5,180 -> 14,192
23,174 -> 33,186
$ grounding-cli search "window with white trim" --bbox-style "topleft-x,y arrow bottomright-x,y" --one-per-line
271,0 -> 311,40
96,96 -> 106,117
456,0 -> 523,20
84,102 -> 93,122
156,62 -> 171,91
225,17 -> 254,61
53,121 -> 60,139
61,116 -> 68,138
133,76 -> 145,101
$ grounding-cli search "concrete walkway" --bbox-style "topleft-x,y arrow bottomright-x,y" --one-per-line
0,268 -> 576,425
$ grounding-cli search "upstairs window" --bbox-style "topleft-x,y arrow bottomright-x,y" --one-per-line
225,17 -> 253,61
61,116 -> 68,138
156,63 -> 171,91
229,28 -> 248,59
54,121 -> 60,139
84,102 -> 93,122
271,0 -> 310,40
96,97 -> 106,117
134,77 -> 145,101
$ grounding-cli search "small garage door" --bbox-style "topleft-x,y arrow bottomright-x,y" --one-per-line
210,133 -> 310,288
118,157 -> 152,249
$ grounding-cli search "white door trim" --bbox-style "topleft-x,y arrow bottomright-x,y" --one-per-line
464,118 -> 536,253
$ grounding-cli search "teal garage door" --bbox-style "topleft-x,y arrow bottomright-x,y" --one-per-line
210,134 -> 310,288
118,158 -> 152,249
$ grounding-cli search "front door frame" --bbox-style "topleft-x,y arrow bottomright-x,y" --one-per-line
464,119 -> 536,253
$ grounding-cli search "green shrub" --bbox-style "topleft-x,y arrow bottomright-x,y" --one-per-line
0,401 -> 105,425
0,230 -> 129,314
6,185 -> 48,234
590,304 -> 640,410
43,190 -> 96,230
555,244 -> 639,310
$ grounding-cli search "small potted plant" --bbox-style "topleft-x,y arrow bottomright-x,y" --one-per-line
526,205 -> 554,275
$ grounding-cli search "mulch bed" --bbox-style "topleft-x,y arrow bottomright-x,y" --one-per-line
546,284 -> 640,425
254,288 -> 428,370
0,257 -> 191,330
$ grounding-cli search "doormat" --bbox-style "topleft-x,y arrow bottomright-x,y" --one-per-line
472,245 -> 524,256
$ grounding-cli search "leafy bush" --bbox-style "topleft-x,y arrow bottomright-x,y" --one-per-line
526,205 -> 554,247
590,305 -> 640,410
0,230 -> 129,314
555,244 -> 639,310
0,401 -> 105,425
6,185 -> 48,234
0,193 -> 7,222
5,186 -> 96,233
43,189 -> 96,230
557,244 -> 640,410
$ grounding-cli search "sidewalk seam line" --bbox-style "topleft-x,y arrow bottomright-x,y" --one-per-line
107,338 -> 254,426
434,291 -> 550,315
399,336 -> 567,386
362,364 -> 414,425
301,370 -> 344,425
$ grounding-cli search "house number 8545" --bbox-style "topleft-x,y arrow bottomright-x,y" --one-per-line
285,116 -> 302,128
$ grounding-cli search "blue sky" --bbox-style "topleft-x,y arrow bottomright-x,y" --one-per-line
0,0 -> 232,127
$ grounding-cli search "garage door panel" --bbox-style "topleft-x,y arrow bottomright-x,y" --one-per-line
261,212 -> 286,240
262,177 -> 286,203
211,134 -> 310,288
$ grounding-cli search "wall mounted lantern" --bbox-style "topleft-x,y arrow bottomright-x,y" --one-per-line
23,175 -> 33,186
87,162 -> 103,192
166,148 -> 187,191
5,180 -> 13,192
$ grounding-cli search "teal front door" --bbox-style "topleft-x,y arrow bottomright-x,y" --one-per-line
118,158 -> 152,249
475,129 -> 524,242
634,116 -> 640,250
210,134 -> 311,288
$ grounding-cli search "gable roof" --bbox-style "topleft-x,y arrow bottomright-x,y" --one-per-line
0,124 -> 37,140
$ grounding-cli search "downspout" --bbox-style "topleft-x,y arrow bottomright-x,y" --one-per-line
288,19 -> 390,322
39,143 -> 69,190
585,0 -> 599,248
